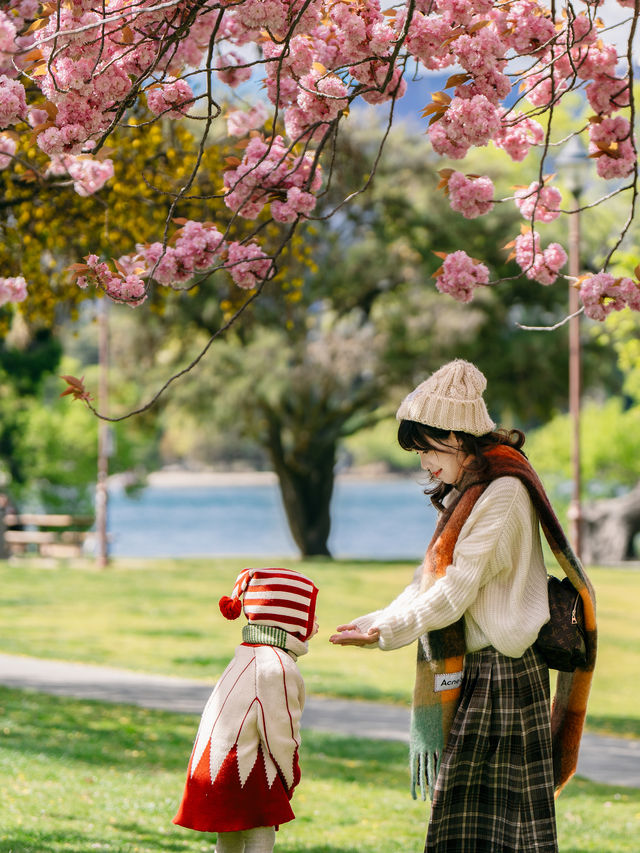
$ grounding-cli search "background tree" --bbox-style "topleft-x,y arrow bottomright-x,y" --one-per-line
99,116 -> 620,555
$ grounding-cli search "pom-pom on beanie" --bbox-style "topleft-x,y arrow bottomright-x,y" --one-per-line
396,359 -> 496,436
219,567 -> 319,642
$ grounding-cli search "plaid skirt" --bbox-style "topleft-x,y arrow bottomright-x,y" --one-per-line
425,645 -> 558,853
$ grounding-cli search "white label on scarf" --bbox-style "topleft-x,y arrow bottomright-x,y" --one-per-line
434,671 -> 464,692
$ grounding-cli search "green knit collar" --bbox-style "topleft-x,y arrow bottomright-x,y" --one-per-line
242,623 -> 288,649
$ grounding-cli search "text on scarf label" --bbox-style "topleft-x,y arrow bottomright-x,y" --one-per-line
434,671 -> 464,692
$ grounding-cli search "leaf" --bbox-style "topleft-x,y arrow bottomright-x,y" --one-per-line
43,101 -> 58,120
224,156 -> 242,167
445,73 -> 470,88
66,263 -> 90,282
31,61 -> 49,78
432,266 -> 444,278
172,217 -> 189,225
21,48 -> 43,63
433,251 -> 448,260
431,91 -> 452,106
121,25 -> 135,44
469,20 -> 491,33
634,264 -> 640,280
25,18 -> 50,33
60,375 -> 92,403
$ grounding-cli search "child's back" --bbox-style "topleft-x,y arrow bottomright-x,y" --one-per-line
173,568 -> 319,853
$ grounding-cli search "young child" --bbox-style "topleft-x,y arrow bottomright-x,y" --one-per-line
173,566 -> 319,853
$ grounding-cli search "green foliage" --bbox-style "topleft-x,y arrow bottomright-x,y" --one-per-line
526,398 -> 640,502
2,347 -> 160,512
343,416 -> 416,471
14,383 -> 98,512
593,303 -> 640,404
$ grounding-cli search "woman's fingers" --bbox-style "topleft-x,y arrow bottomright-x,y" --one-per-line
329,627 -> 380,646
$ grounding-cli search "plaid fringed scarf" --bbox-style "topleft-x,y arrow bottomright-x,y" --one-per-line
410,443 -> 597,801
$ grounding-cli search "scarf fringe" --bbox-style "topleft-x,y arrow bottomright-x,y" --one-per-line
410,747 -> 440,802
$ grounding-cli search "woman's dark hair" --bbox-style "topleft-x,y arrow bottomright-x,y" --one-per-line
397,419 -> 526,511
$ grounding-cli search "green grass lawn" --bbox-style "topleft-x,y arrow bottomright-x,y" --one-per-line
1,686 -> 638,853
0,558 -> 638,737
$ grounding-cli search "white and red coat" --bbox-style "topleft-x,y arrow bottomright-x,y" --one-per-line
173,636 -> 306,833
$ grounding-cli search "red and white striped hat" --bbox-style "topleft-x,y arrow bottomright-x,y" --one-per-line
219,567 -> 319,641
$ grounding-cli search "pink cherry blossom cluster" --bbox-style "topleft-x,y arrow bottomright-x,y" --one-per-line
0,131 -> 16,169
285,70 -> 349,141
0,275 -> 27,306
514,230 -> 567,286
67,156 -> 114,196
579,273 -> 640,321
402,12 -> 455,71
520,11 -> 631,126
224,135 -> 322,222
215,52 -> 253,88
490,0 -> 555,55
447,171 -> 495,219
589,116 -> 636,180
227,103 -> 270,138
140,221 -> 226,287
146,78 -> 195,119
75,254 -> 147,306
0,0 -> 639,319
0,75 -> 26,128
225,241 -> 273,290
514,182 -> 562,223
126,222 -> 271,293
429,95 -> 501,159
434,251 -> 490,303
44,153 -> 113,195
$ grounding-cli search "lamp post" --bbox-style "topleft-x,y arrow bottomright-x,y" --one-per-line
556,136 -> 590,561
95,298 -> 110,568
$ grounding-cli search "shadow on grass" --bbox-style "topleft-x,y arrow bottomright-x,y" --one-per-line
0,826 -> 198,853
0,686 -> 196,772
586,714 -> 640,738
0,686 -> 411,788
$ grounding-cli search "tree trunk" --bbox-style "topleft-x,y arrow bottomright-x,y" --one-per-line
580,483 -> 640,565
265,412 -> 336,557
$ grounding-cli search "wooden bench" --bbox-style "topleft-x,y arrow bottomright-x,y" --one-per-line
3,513 -> 94,558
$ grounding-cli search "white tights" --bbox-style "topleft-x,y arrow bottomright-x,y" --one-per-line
215,826 -> 276,853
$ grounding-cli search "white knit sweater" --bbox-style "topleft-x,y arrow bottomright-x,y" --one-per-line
353,477 -> 550,658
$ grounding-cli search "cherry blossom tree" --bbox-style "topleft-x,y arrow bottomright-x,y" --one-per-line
1,0 -> 640,410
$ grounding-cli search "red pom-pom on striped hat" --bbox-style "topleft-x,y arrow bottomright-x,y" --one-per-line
219,567 -> 318,641
218,595 -> 243,620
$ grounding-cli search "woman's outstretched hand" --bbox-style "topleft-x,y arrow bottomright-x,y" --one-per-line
329,624 -> 380,646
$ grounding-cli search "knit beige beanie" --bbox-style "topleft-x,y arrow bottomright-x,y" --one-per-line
396,359 -> 496,436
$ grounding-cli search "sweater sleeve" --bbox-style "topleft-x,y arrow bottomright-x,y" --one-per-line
372,478 -> 523,651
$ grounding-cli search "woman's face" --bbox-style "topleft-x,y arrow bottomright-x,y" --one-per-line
417,432 -> 467,485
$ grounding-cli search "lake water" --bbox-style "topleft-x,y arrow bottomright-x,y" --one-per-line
107,476 -> 437,560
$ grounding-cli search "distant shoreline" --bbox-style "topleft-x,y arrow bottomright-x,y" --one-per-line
110,466 -> 410,489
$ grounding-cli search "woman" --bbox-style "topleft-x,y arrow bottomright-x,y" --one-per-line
330,359 -> 596,853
